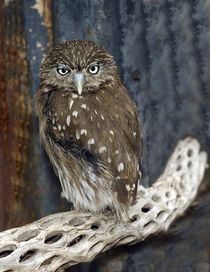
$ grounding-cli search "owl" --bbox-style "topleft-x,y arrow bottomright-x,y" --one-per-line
35,40 -> 142,221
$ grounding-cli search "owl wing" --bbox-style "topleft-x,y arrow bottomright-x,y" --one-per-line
106,97 -> 142,206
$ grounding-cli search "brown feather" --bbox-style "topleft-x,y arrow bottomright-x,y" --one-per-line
35,40 -> 142,221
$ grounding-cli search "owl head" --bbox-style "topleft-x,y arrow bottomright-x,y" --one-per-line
40,40 -> 121,95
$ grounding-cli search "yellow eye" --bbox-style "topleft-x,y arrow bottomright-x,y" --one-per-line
57,65 -> 70,76
88,64 -> 100,75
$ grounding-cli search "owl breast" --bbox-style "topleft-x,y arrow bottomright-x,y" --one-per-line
43,84 -> 141,218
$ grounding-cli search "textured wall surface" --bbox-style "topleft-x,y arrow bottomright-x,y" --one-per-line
0,0 -> 209,271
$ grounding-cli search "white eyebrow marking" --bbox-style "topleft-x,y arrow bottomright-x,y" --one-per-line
88,138 -> 95,145
66,115 -> 71,126
81,104 -> 87,109
118,162 -> 124,172
69,100 -> 74,109
81,129 -> 87,136
110,130 -> 114,135
99,146 -> 107,153
72,111 -> 78,118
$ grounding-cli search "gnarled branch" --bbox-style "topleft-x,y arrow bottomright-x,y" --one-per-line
0,138 -> 208,272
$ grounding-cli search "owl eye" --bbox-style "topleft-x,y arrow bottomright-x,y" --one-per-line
88,64 -> 100,75
57,65 -> 70,76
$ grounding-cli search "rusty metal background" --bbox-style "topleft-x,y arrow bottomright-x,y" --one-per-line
0,0 -> 209,271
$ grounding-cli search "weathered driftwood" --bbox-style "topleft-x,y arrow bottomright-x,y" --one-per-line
0,138 -> 208,272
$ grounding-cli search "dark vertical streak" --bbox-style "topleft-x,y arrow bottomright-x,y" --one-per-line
165,0 -> 181,111
0,0 -> 11,230
190,0 -> 209,147
139,1 -> 152,186
22,0 -> 71,218
140,2 -> 151,78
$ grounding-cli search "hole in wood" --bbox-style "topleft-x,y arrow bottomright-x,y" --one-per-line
118,235 -> 136,245
157,210 -> 167,220
143,221 -> 156,231
68,217 -> 85,227
151,194 -> 161,202
188,161 -> 192,169
16,229 -> 40,242
177,154 -> 181,160
139,189 -> 146,197
0,250 -> 14,259
67,235 -> 85,247
131,215 -> 139,222
141,204 -> 152,213
40,218 -> 57,228
19,249 -> 37,263
55,261 -> 76,271
165,191 -> 170,198
88,241 -> 103,257
180,182 -> 185,190
187,149 -> 193,157
45,233 -> 63,244
0,245 -> 16,259
180,174 -> 185,180
40,215 -> 64,228
91,223 -> 100,230
176,165 -> 181,171
40,255 -> 59,266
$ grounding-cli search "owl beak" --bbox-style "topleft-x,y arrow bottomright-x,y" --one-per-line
73,73 -> 86,95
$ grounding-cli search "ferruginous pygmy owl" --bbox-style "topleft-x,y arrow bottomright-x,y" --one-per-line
35,40 -> 142,221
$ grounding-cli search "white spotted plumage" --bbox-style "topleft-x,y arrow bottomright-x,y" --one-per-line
69,100 -> 74,109
36,39 -> 142,222
99,146 -> 107,153
81,129 -> 87,136
72,110 -> 78,118
81,104 -> 87,109
88,138 -> 95,145
118,162 -> 124,172
66,115 -> 71,126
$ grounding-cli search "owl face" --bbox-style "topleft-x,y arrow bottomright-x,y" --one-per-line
40,40 -> 120,96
